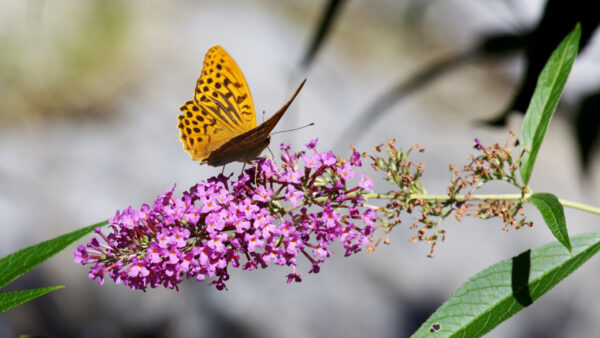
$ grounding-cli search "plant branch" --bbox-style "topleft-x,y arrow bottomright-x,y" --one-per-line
358,192 -> 600,215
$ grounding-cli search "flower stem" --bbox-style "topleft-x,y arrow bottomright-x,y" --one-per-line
409,193 -> 523,201
558,199 -> 600,215
361,193 -> 600,215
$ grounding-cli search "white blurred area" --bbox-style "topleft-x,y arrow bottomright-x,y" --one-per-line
1,1 -> 600,337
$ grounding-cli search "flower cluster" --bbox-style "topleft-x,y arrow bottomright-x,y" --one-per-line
74,139 -> 377,291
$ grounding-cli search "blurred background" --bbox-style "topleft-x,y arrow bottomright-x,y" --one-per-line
1,1 -> 600,337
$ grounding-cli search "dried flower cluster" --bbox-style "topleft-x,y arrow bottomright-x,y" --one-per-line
366,140 -> 428,251
450,134 -> 531,231
366,134 -> 531,257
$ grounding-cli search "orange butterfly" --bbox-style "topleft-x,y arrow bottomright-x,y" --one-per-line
177,45 -> 306,166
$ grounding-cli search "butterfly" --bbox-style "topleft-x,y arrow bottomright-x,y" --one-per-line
177,45 -> 306,166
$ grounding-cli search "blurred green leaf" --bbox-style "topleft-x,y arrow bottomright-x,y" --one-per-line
0,221 -> 106,289
519,23 -> 581,185
412,230 -> 600,337
0,287 -> 63,313
528,193 -> 571,254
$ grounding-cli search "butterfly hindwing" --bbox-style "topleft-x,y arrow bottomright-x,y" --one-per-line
177,99 -> 242,161
206,79 -> 306,166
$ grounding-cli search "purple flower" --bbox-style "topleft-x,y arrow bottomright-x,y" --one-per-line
313,242 -> 331,259
244,232 -> 264,252
285,185 -> 304,207
474,138 -> 484,149
260,160 -> 278,178
254,211 -> 275,236
278,221 -> 295,240
306,138 -> 319,150
350,150 -> 362,166
234,218 -> 251,233
216,190 -> 233,205
302,153 -> 322,169
157,230 -> 170,249
199,193 -> 219,213
322,207 -> 342,229
362,209 -> 377,227
337,162 -> 356,181
340,225 -> 358,244
252,185 -> 273,202
282,167 -> 302,184
73,245 -> 89,264
184,206 -> 200,224
173,228 -> 190,247
320,151 -> 336,166
286,266 -> 303,284
219,208 -> 234,227
238,198 -> 260,219
359,173 -> 374,192
128,259 -> 150,278
147,243 -> 163,263
207,232 -> 228,252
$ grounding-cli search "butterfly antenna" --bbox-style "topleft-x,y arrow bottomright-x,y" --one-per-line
262,110 -> 266,123
267,145 -> 275,159
270,122 -> 315,136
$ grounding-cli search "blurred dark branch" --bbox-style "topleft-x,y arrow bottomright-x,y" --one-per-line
575,93 -> 600,170
301,0 -> 347,69
484,0 -> 600,172
303,0 -> 600,171
485,1 -> 600,126
335,48 -> 477,149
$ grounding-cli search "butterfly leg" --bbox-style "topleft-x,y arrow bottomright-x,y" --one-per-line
238,163 -> 247,179
253,161 -> 260,186
221,165 -> 226,175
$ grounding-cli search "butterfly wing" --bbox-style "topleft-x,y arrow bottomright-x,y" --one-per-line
177,45 -> 256,162
205,79 -> 307,166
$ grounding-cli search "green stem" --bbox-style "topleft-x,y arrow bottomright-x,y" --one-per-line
360,193 -> 600,215
409,194 -> 523,201
360,193 -> 524,201
559,199 -> 600,215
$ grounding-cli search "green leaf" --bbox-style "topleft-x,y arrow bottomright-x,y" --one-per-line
0,220 -> 106,289
0,286 -> 63,313
519,23 -> 581,185
412,230 -> 600,337
527,193 -> 571,254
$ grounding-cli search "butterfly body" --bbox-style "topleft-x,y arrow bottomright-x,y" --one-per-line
177,45 -> 305,166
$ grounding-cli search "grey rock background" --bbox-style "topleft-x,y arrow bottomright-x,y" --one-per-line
1,1 -> 600,337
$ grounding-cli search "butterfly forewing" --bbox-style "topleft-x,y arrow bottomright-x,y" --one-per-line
194,46 -> 255,131
177,46 -> 256,162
